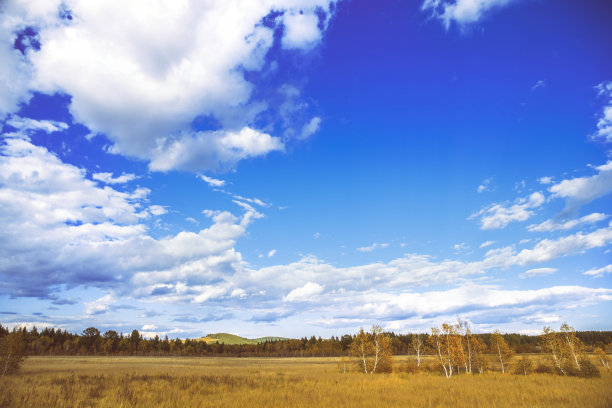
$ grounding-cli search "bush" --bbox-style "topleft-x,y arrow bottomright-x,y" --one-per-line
513,356 -> 533,375
576,359 -> 600,378
533,362 -> 554,374
401,360 -> 421,374
0,333 -> 26,376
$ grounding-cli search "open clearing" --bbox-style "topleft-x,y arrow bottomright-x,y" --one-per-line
1,356 -> 611,407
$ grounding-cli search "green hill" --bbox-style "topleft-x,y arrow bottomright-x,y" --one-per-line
254,336 -> 290,343
196,333 -> 290,345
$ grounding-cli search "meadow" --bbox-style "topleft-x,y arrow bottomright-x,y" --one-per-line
1,355 -> 610,407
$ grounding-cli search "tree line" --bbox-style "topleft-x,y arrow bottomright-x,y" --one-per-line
1,321 -> 611,377
0,323 -> 610,359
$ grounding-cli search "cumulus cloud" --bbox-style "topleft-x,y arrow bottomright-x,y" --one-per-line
0,136 -> 255,299
85,293 -> 115,315
519,267 -> 557,279
0,0 -> 337,171
267,249 -> 277,258
282,11 -> 323,50
549,161 -> 612,214
528,213 -> 608,232
284,282 -> 324,302
422,0 -> 518,28
538,176 -> 553,185
470,191 -> 545,230
583,264 -> 612,278
148,205 -> 168,216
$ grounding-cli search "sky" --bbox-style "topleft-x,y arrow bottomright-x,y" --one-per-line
1,0 -> 611,339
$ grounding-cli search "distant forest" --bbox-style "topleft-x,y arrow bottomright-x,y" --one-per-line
1,324 -> 611,358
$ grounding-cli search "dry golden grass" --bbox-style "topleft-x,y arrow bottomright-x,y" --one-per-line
0,355 -> 610,407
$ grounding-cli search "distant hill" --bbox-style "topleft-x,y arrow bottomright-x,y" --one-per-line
196,333 -> 290,345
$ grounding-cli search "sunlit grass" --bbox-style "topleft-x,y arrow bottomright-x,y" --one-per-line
1,356 -> 610,407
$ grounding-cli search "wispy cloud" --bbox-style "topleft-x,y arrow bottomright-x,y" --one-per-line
519,267 -> 557,279
470,192 -> 545,230
199,175 -> 226,187
583,264 -> 612,278
357,242 -> 389,252
528,213 -> 608,232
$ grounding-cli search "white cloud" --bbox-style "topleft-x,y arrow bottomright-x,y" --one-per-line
528,213 -> 608,232
0,137 -> 254,299
299,116 -> 322,139
583,264 -> 612,278
92,172 -> 137,184
282,12 -> 322,50
199,174 -> 226,187
519,267 -> 557,279
453,242 -> 469,251
470,191 -> 545,230
148,127 -> 284,172
85,293 -> 115,315
538,176 -> 553,185
510,223 -> 612,266
267,249 -> 277,258
479,240 -> 495,249
549,161 -> 612,213
313,232 -> 321,239
476,176 -> 493,193
422,0 -> 517,28
149,205 -> 168,216
284,282 -> 324,302
531,80 -> 545,91
6,115 -> 68,133
357,242 -> 389,252
1,0 -> 337,171
593,81 -> 612,143
346,284 -> 612,321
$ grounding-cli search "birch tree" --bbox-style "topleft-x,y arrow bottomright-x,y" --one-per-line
593,347 -> 610,371
349,326 -> 392,374
490,331 -> 513,373
541,326 -> 567,375
559,322 -> 584,372
470,333 -> 488,374
410,333 -> 425,367
429,324 -> 462,378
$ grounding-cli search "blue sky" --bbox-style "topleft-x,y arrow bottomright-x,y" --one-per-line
1,0 -> 611,339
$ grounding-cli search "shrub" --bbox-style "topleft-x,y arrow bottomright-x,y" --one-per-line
0,333 -> 26,376
401,360 -> 421,374
533,362 -> 554,374
576,359 -> 600,378
513,356 -> 533,376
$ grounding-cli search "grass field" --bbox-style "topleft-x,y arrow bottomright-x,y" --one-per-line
1,355 -> 610,407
